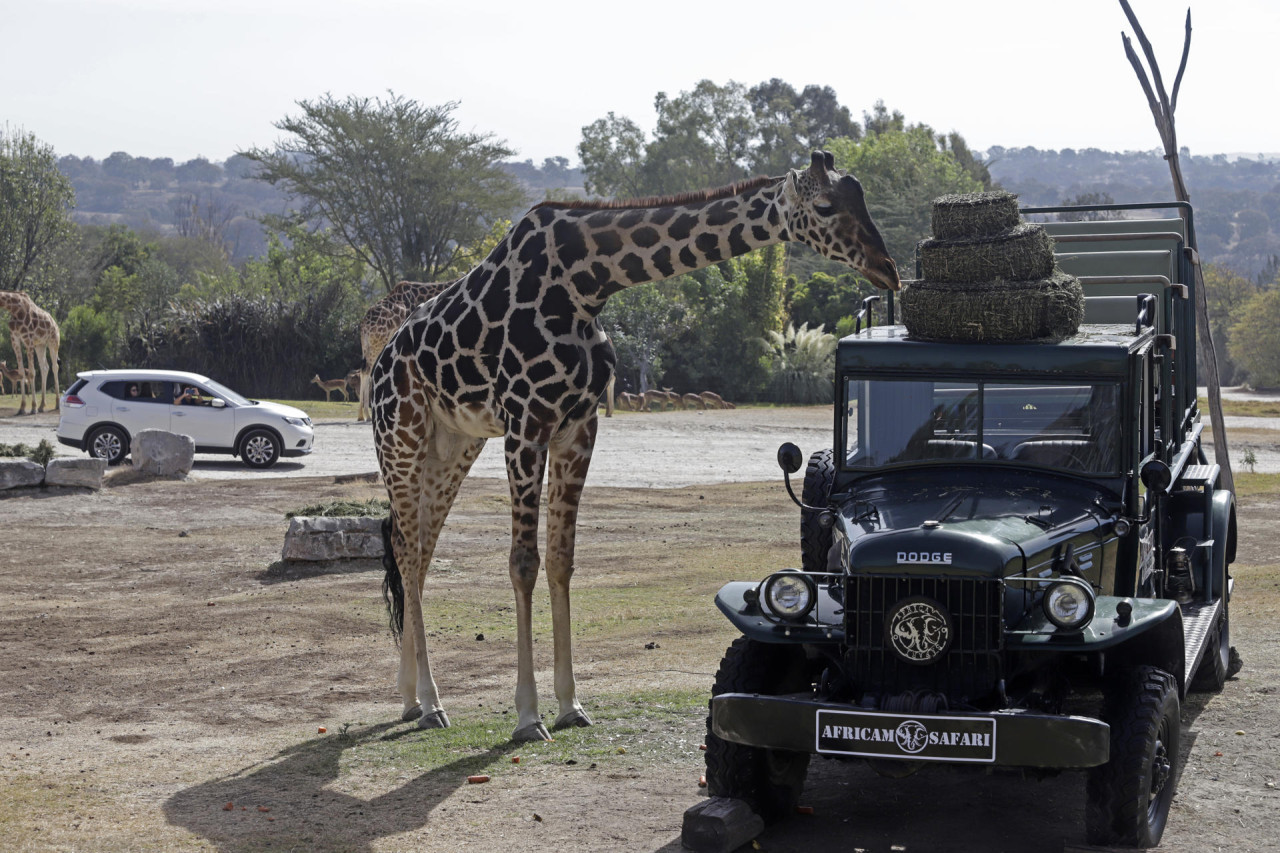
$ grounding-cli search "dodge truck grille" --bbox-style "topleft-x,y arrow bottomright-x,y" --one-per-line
843,576 -> 1003,704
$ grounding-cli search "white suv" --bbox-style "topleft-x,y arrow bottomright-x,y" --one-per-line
57,369 -> 314,469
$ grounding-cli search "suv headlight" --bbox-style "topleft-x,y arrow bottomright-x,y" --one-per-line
1043,580 -> 1095,630
762,571 -> 816,621
283,416 -> 309,427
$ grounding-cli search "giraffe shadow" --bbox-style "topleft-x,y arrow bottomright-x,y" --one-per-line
255,558 -> 383,584
163,722 -> 521,852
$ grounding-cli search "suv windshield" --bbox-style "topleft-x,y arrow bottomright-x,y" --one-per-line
844,377 -> 1121,474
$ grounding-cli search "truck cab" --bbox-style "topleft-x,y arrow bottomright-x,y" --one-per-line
694,203 -> 1237,850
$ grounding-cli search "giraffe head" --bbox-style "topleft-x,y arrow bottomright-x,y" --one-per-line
784,151 -> 900,291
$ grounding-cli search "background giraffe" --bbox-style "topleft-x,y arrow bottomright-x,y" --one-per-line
0,290 -> 61,415
357,281 -> 450,421
371,152 -> 900,742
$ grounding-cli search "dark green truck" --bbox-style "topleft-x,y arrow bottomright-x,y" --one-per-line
696,203 -> 1237,849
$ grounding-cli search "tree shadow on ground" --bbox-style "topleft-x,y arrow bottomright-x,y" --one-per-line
164,722 -> 520,852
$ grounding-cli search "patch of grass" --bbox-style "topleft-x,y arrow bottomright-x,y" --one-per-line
1199,396 -> 1280,418
347,687 -> 708,780
285,498 -> 390,519
1231,471 -> 1280,500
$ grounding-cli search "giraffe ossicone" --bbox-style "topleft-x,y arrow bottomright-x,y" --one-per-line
371,151 -> 899,742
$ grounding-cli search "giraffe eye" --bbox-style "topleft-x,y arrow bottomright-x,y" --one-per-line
813,202 -> 835,217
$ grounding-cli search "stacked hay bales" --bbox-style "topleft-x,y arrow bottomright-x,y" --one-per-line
900,191 -> 1084,343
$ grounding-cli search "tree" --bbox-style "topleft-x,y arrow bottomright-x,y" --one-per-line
826,126 -> 986,269
242,92 -> 526,292
0,129 -> 77,296
1202,263 -> 1257,385
1228,288 -> 1280,388
577,112 -> 648,198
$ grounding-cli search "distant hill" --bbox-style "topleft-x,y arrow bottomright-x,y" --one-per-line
54,147 -> 1279,278
986,146 -> 1280,277
55,152 -> 585,263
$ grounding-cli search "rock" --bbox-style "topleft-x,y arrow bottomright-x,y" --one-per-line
281,516 -> 385,561
681,797 -> 764,853
131,430 -> 195,477
0,459 -> 45,490
44,457 -> 107,490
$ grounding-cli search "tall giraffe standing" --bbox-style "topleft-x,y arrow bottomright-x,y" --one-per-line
371,152 -> 900,741
357,281 -> 450,422
0,290 -> 61,415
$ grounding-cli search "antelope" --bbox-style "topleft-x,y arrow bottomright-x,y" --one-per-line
311,373 -> 349,402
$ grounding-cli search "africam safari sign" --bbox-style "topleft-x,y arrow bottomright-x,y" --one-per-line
815,709 -> 997,762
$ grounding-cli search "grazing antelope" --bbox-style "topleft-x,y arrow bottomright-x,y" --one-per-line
617,391 -> 641,411
682,392 -> 706,411
370,152 -> 899,741
311,373 -> 349,402
700,391 -> 735,409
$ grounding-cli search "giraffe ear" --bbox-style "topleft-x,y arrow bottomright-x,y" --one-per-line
782,170 -> 802,204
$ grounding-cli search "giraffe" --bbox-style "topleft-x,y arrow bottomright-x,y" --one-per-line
357,281 -> 451,422
370,152 -> 900,742
0,290 -> 61,415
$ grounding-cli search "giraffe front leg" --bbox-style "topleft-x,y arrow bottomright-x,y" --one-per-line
506,432 -> 553,743
546,412 -> 599,730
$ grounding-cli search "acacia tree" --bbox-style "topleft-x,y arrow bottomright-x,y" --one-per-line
242,93 -> 526,293
0,129 -> 76,299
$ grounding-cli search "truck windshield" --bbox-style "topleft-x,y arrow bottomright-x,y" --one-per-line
844,378 -> 1121,474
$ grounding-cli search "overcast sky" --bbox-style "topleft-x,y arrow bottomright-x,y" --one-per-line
6,0 -> 1278,167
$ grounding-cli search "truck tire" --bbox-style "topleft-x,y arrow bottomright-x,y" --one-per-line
800,447 -> 835,573
704,636 -> 811,823
1085,666 -> 1180,848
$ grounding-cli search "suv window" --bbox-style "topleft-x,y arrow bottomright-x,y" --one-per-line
845,378 -> 1121,474
101,379 -> 170,403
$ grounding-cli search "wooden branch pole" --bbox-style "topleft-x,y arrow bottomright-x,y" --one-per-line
1118,0 -> 1234,493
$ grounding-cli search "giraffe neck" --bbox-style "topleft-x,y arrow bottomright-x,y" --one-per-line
533,178 -> 791,312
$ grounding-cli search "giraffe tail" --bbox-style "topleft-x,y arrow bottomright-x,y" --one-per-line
380,516 -> 405,641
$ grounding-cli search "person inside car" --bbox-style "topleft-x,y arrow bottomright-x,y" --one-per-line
175,384 -> 202,405
127,383 -> 140,398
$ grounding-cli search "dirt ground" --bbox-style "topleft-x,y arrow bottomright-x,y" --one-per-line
1,406 -> 1276,852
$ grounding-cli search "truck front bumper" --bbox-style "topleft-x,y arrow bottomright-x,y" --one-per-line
712,693 -> 1109,768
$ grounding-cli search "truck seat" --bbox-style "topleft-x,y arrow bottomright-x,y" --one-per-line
1008,439 -> 1094,467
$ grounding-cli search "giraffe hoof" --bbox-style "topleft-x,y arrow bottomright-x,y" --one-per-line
401,705 -> 424,722
511,721 -> 553,743
552,709 -> 593,730
416,709 -> 450,730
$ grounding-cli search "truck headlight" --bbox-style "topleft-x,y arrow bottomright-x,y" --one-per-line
1043,581 -> 1095,630
762,571 -> 816,621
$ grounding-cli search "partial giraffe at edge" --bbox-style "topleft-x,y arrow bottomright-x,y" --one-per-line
0,290 -> 61,415
370,151 -> 900,742
357,280 -> 452,422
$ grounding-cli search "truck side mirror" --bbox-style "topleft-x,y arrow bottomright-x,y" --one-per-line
777,442 -> 804,475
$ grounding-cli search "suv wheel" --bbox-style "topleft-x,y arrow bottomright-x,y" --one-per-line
704,637 -> 811,823
800,448 -> 835,572
1085,665 -> 1180,847
240,429 -> 281,469
87,425 -> 128,465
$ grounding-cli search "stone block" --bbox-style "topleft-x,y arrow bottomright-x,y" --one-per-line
282,516 -> 385,561
131,430 -> 195,477
45,457 -> 107,489
681,797 -> 765,853
0,459 -> 45,490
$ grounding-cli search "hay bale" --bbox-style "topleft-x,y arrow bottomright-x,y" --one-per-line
931,191 -> 1022,239
918,223 -> 1055,283
899,270 -> 1085,343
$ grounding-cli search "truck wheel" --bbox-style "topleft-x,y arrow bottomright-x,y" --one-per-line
800,448 -> 835,572
1085,666 -> 1180,848
704,636 -> 811,823
1190,610 -> 1230,692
